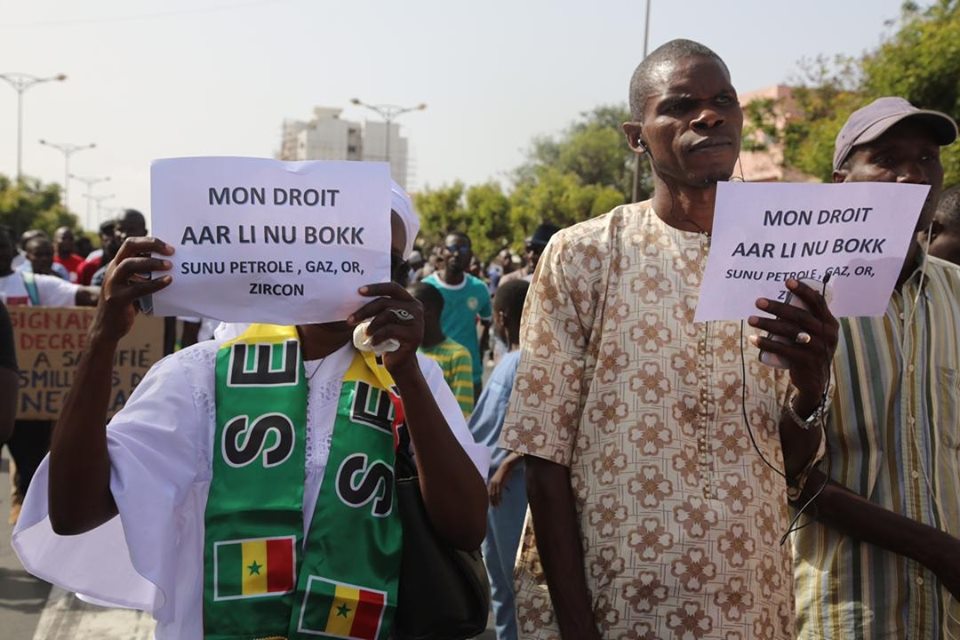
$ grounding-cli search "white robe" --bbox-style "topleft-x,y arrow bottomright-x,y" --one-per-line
13,340 -> 490,639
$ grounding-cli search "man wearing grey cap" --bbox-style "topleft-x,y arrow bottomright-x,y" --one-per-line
793,97 -> 960,638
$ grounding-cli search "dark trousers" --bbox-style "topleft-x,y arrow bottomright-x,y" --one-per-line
6,420 -> 52,501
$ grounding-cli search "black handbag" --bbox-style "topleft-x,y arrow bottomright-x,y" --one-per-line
393,430 -> 491,640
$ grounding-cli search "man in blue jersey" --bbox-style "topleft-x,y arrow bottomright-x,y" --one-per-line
424,231 -> 492,399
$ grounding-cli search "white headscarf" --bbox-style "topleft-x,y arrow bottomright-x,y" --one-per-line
391,181 -> 419,259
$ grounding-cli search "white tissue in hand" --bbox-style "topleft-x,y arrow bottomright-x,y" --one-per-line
352,320 -> 400,354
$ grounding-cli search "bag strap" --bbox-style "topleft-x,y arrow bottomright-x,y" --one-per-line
394,424 -> 418,481
20,271 -> 40,306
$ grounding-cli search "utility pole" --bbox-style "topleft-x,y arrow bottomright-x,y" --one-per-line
350,98 -> 426,186
39,139 -> 96,212
0,72 -> 67,182
631,0 -> 652,203
70,174 -> 111,230
82,193 -> 114,224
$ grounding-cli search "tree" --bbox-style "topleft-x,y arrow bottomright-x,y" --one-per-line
413,181 -> 467,250
767,1 -> 960,186
509,166 -> 624,248
414,181 -> 514,261
515,104 -> 641,200
860,0 -> 960,186
416,105 -> 633,261
741,98 -> 780,153
0,175 -> 77,240
463,182 -> 512,261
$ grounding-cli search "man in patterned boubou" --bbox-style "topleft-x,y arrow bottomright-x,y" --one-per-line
499,38 -> 837,640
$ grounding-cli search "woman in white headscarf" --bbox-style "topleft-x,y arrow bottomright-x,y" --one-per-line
14,179 -> 488,639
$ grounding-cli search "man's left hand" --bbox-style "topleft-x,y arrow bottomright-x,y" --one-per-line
349,282 -> 424,375
748,278 -> 839,409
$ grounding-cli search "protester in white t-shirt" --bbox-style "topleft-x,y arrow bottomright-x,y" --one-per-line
14,229 -> 70,280
0,230 -> 98,308
0,269 -> 77,307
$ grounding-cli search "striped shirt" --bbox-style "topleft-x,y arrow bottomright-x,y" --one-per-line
793,255 -> 960,639
420,338 -> 474,416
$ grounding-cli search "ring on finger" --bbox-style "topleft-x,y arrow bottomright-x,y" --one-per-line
390,308 -> 415,323
795,331 -> 812,345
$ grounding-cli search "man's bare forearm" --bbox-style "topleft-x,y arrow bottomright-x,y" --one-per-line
48,330 -> 119,535
525,456 -> 601,640
802,468 -> 958,573
48,236 -> 173,535
778,391 -> 825,483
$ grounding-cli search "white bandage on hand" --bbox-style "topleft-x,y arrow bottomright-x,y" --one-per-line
352,319 -> 400,354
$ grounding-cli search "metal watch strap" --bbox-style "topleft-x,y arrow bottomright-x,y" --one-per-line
784,387 -> 827,430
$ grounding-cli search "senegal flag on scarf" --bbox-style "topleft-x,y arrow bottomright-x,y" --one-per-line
214,536 -> 296,600
203,324 -> 402,640
295,577 -> 387,640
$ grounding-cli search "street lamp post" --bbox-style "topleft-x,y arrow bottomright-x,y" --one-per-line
39,139 -> 96,213
82,193 -> 114,225
0,72 -> 67,182
631,0 -> 652,203
349,98 -> 426,183
70,174 -> 110,230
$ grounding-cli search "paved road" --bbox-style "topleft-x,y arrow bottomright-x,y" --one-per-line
0,453 -> 49,639
1,450 -> 497,639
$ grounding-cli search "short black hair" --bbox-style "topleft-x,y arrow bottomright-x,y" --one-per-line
628,39 -> 729,121
119,209 -> 147,235
19,229 -> 47,250
445,231 -> 471,246
24,235 -> 51,252
494,279 -> 529,320
99,219 -> 117,234
937,185 -> 960,230
408,282 -> 445,315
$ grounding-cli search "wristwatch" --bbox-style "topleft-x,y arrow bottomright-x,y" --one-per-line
784,387 -> 828,430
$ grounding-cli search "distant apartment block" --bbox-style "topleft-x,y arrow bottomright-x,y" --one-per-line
278,106 -> 410,189
739,85 -> 817,183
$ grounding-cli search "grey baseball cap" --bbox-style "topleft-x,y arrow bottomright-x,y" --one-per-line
833,97 -> 958,171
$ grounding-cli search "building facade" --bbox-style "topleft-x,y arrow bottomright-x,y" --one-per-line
278,106 -> 410,189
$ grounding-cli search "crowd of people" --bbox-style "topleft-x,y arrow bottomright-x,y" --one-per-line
1,37 -> 960,640
0,208 -> 151,526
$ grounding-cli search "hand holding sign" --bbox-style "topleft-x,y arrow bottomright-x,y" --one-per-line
348,282 -> 424,376
748,278 -> 839,406
95,237 -> 174,343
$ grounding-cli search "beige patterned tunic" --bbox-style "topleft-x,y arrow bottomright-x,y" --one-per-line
501,201 -> 796,640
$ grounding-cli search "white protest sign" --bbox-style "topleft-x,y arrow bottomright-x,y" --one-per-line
151,157 -> 391,324
694,181 -> 929,321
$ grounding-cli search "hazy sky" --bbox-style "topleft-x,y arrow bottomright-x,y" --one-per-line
0,0 -> 922,230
